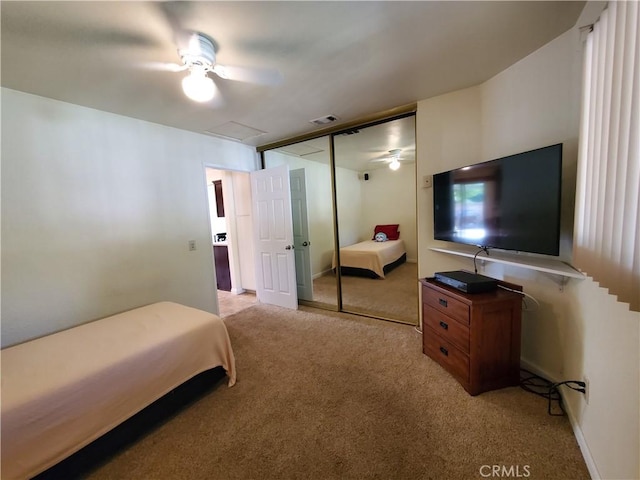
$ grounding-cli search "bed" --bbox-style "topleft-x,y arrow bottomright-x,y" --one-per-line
333,238 -> 407,278
1,301 -> 236,480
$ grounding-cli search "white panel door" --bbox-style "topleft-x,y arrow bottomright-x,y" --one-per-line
290,169 -> 313,301
250,166 -> 298,309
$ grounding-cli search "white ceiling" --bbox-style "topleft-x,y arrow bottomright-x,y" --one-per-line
1,1 -> 585,150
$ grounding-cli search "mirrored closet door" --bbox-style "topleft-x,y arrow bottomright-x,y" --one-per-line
261,113 -> 419,325
333,116 -> 418,323
263,136 -> 339,309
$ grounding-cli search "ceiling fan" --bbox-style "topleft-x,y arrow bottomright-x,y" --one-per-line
144,3 -> 283,103
369,149 -> 407,170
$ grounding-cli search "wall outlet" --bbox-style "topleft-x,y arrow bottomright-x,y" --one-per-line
188,240 -> 197,251
423,175 -> 432,188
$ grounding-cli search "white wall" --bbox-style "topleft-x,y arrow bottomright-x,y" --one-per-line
416,23 -> 639,480
1,88 -> 259,347
335,167 -> 363,247
359,165 -> 417,262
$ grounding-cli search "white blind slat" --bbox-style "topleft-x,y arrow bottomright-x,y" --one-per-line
575,1 -> 640,311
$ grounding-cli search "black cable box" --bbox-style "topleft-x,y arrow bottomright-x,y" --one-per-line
433,270 -> 498,293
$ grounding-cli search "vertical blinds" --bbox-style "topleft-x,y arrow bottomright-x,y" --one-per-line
575,1 -> 639,311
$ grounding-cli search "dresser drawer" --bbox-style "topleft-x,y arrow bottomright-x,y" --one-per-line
423,287 -> 469,325
423,305 -> 470,353
423,328 -> 469,384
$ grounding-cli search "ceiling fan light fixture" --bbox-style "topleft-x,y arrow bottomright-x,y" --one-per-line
388,148 -> 402,170
182,68 -> 215,102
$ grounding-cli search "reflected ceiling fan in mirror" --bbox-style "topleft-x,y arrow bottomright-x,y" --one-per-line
370,148 -> 407,171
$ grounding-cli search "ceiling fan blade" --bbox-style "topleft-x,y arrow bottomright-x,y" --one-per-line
212,64 -> 283,86
155,1 -> 198,50
137,61 -> 188,72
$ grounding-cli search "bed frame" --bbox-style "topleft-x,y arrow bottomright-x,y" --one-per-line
338,252 -> 407,279
34,366 -> 226,479
1,302 -> 236,479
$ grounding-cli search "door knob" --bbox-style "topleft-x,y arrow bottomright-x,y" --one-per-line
285,245 -> 294,250
302,241 -> 310,246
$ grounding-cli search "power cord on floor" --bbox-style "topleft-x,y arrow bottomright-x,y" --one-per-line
519,368 -> 586,416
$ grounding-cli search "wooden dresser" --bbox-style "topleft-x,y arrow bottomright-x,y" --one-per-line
420,278 -> 522,396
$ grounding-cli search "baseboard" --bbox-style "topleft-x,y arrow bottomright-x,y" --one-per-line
230,287 -> 245,295
520,358 -> 561,383
313,269 -> 333,280
520,359 -> 599,480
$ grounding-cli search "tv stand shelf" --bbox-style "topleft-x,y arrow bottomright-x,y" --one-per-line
429,246 -> 584,286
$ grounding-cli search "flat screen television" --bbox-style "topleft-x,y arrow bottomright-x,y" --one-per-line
433,143 -> 562,256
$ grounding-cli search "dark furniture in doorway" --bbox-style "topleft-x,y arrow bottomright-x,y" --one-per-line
213,244 -> 231,291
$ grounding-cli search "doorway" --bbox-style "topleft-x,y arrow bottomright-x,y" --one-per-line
205,167 -> 256,312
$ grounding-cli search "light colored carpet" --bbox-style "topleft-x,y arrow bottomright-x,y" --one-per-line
87,303 -> 589,480
313,262 -> 419,323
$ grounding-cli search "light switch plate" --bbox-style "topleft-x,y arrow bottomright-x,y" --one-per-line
423,175 -> 432,188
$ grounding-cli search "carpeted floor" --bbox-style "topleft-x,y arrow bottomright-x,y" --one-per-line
86,303 -> 589,480
313,262 -> 419,323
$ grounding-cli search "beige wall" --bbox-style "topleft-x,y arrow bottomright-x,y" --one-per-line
1,88 -> 259,347
359,164 -> 417,262
416,24 -> 639,480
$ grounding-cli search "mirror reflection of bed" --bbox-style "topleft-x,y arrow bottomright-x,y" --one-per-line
321,229 -> 418,322
334,117 -> 418,324
263,115 -> 418,325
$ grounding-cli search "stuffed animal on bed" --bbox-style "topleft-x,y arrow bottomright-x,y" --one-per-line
374,232 -> 388,242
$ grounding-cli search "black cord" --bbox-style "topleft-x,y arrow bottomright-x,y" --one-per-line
473,246 -> 490,274
519,369 -> 586,416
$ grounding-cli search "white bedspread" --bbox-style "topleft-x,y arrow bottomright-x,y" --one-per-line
333,239 -> 406,278
1,301 -> 236,479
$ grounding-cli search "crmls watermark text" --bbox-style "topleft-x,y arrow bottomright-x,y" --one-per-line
479,465 -> 531,478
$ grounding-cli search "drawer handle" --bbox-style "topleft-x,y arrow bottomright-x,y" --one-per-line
439,321 -> 449,330
439,346 -> 449,356
439,298 -> 448,307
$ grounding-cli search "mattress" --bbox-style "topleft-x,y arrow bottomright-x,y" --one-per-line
1,301 -> 236,479
333,239 -> 406,278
